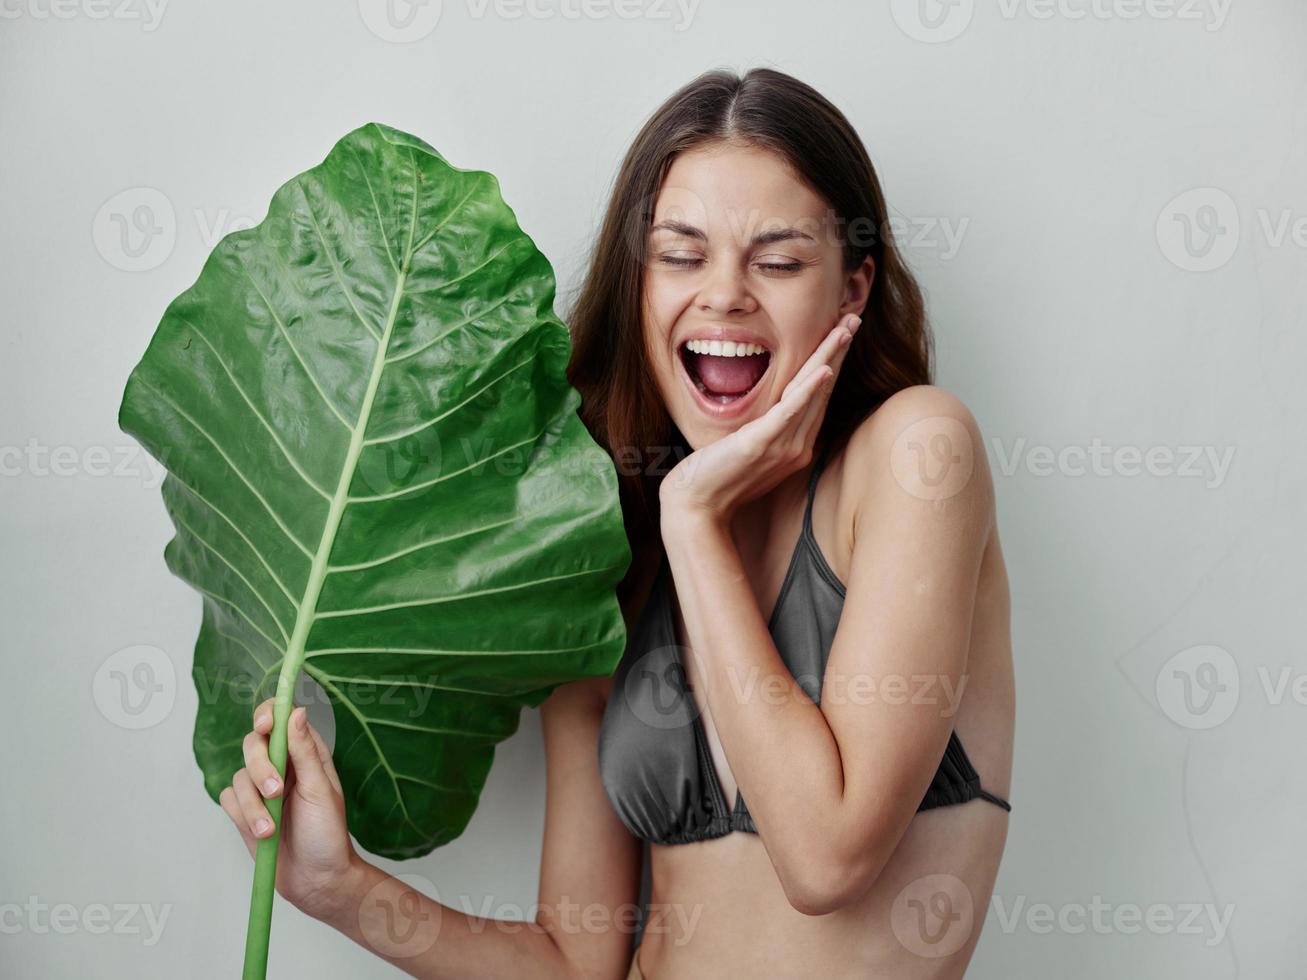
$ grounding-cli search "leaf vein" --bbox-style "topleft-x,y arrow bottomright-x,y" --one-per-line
164,474 -> 301,604
361,353 -> 534,447
137,379 -> 315,557
174,510 -> 293,643
347,426 -> 546,504
315,563 -> 624,619
345,143 -> 399,274
235,252 -> 358,431
296,180 -> 383,342
180,318 -> 333,501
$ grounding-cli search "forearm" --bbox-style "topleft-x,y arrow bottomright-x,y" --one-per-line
314,856 -> 579,980
661,513 -> 850,862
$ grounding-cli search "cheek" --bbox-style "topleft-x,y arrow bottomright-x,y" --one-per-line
769,275 -> 834,320
766,289 -> 837,374
640,279 -> 688,358
638,298 -> 677,400
644,272 -> 691,318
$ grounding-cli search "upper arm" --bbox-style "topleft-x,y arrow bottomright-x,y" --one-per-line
819,385 -> 996,898
535,674 -> 643,980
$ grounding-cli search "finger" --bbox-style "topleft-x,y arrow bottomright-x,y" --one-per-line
794,368 -> 837,448
792,312 -> 858,437
749,358 -> 830,454
306,723 -> 344,796
286,706 -> 334,803
233,768 -> 276,839
783,315 -> 858,401
243,729 -> 284,800
253,697 -> 277,734
779,359 -> 834,428
219,786 -> 258,859
795,331 -> 851,445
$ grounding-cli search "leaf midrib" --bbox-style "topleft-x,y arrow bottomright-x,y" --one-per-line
273,150 -> 419,703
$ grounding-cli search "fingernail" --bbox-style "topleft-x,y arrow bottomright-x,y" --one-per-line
263,777 -> 280,795
294,708 -> 307,731
254,819 -> 273,836
849,315 -> 862,333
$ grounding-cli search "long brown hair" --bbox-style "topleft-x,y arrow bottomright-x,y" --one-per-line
563,67 -> 933,604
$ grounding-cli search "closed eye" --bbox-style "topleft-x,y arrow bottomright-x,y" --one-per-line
657,256 -> 804,274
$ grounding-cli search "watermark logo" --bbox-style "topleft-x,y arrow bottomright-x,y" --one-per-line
1156,187 -> 1240,272
1157,187 -> 1307,271
358,0 -> 443,42
891,416 -> 976,502
890,0 -> 975,43
1155,644 -> 1238,730
359,872 -> 442,957
93,189 -> 265,273
891,873 -> 975,957
93,187 -> 176,272
624,646 -> 699,731
93,645 -> 176,729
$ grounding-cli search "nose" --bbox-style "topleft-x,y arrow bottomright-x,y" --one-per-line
695,258 -> 757,317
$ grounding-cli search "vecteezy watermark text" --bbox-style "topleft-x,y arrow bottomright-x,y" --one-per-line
891,0 -> 1231,44
356,0 -> 700,42
0,0 -> 168,31
990,437 -> 1235,489
0,897 -> 171,946
2,440 -> 167,488
990,894 -> 1233,945
356,872 -> 702,959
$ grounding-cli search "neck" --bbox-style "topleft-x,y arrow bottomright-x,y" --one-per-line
727,461 -> 813,553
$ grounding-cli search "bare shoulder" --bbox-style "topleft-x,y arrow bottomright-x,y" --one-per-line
837,384 -> 995,542
846,384 -> 985,454
843,385 -> 992,495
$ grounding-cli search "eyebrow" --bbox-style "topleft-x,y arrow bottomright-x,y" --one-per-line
648,219 -> 816,247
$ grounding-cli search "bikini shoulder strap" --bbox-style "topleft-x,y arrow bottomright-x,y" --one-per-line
802,443 -> 832,536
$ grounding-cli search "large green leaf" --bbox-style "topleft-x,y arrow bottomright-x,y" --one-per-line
120,123 -> 630,860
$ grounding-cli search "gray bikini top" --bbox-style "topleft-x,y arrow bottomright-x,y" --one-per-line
597,447 -> 1011,847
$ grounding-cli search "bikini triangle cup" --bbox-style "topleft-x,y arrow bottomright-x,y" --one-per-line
597,446 -> 1011,847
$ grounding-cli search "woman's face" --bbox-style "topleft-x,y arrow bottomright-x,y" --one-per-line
641,141 -> 874,451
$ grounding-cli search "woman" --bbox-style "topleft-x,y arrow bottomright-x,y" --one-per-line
220,67 -> 1015,979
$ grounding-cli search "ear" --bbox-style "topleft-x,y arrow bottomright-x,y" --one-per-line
839,255 -> 875,318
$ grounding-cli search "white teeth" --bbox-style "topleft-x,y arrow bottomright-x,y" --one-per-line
684,339 -> 767,357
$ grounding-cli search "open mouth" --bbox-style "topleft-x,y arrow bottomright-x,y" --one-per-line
677,340 -> 772,405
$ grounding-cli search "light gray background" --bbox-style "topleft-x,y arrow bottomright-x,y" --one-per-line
3,1 -> 1304,976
